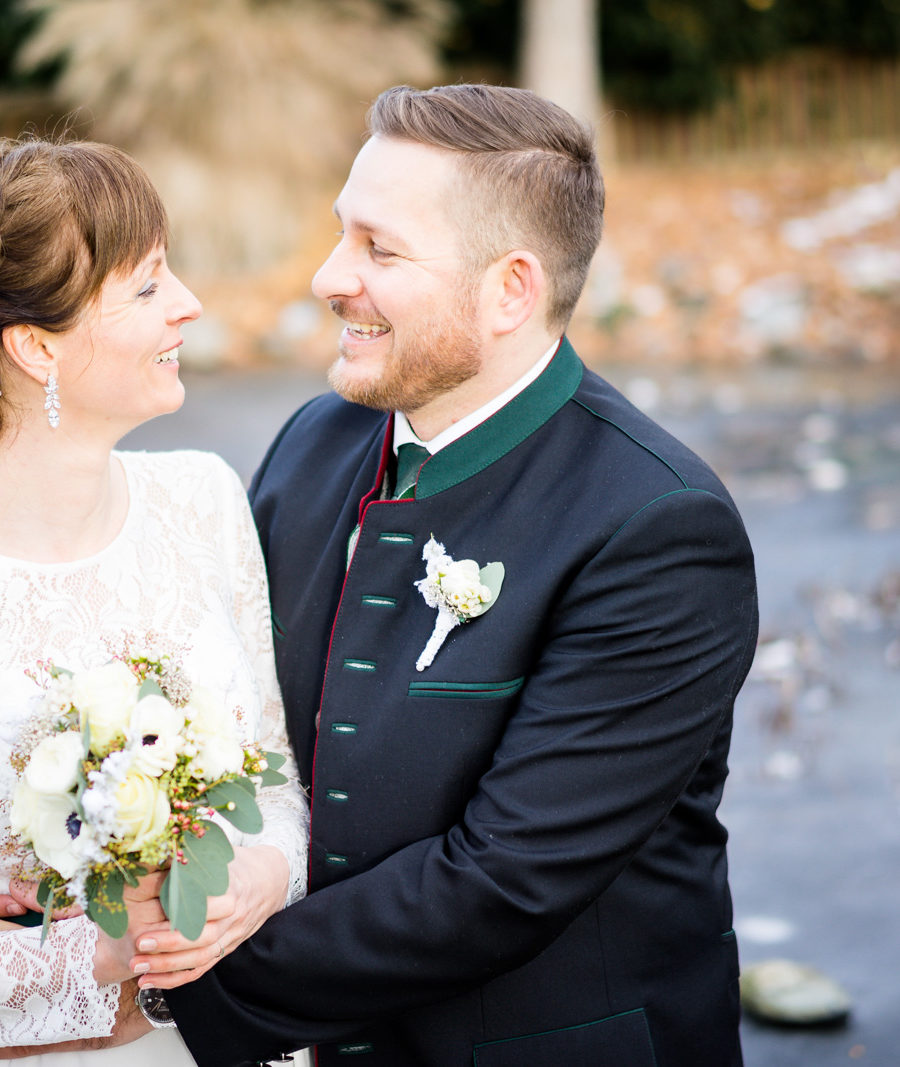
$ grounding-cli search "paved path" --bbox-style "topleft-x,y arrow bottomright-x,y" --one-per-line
125,363 -> 900,1066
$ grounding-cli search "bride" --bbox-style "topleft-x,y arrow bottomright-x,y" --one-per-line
0,137 -> 309,1063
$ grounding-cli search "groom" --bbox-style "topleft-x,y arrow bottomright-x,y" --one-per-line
166,84 -> 758,1065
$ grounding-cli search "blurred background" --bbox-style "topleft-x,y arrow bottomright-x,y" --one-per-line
2,2 -> 898,1063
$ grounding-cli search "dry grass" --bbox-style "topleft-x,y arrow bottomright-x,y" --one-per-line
20,0 -> 449,277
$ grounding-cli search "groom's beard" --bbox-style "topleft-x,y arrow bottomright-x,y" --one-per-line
327,291 -> 482,415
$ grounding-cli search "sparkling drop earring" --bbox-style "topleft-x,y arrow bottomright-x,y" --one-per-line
44,372 -> 60,429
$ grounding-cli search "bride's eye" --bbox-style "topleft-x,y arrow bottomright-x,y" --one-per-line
137,281 -> 159,300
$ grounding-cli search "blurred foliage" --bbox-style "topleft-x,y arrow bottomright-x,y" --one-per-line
3,0 -> 899,113
0,0 -> 62,88
441,0 -> 900,113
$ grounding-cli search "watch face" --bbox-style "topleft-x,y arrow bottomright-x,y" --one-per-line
137,986 -> 175,1025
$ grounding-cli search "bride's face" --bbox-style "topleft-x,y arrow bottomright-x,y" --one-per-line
49,246 -> 201,440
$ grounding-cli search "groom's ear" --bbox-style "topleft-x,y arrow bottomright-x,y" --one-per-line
1,323 -> 57,384
485,250 -> 546,337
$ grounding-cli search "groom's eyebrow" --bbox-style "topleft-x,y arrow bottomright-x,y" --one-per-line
333,203 -> 408,250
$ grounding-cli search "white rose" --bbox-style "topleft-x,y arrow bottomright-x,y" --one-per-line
10,780 -> 85,879
24,731 -> 84,796
130,694 -> 184,776
72,661 -> 138,755
439,560 -> 492,617
183,685 -> 229,735
192,734 -> 245,781
113,773 -> 171,852
184,687 -> 244,781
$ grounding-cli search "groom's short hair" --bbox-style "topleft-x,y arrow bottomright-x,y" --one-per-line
367,83 -> 604,331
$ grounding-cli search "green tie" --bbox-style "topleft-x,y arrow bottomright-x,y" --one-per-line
345,442 -> 430,569
393,442 -> 430,499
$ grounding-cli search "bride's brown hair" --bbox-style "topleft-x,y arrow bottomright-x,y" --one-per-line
0,136 -> 168,421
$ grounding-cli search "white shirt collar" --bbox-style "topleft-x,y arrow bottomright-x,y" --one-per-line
393,339 -> 561,455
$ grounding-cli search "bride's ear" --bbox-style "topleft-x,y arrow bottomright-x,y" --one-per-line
0,324 -> 57,384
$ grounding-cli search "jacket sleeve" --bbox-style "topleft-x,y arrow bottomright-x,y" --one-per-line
168,487 -> 757,1065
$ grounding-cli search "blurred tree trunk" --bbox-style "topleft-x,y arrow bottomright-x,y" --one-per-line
520,0 -> 599,125
520,0 -> 618,331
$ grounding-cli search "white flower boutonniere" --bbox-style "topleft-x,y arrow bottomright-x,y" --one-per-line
414,536 -> 505,672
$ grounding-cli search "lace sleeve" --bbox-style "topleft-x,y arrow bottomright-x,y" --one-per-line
0,917 -> 120,1044
221,462 -> 309,905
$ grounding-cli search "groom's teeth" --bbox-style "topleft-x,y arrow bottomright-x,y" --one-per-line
155,349 -> 178,363
348,322 -> 389,337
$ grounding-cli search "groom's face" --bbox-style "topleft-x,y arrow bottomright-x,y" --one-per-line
312,136 -> 485,414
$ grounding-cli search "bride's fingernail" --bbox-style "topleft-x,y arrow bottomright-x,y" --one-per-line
133,962 -> 151,975
6,904 -> 25,915
137,937 -> 158,952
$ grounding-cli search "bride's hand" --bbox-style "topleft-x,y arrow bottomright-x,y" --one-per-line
93,869 -> 169,986
0,891 -> 27,920
131,844 -> 289,990
7,878 -> 82,920
0,979 -> 150,1057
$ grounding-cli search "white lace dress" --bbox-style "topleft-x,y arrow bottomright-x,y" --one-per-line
0,450 -> 309,1064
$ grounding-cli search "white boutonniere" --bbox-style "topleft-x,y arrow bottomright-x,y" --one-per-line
414,536 -> 505,672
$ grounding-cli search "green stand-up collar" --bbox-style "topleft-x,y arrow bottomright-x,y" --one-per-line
415,336 -> 583,499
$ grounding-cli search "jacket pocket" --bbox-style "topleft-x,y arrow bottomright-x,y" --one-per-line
407,677 -> 524,700
473,1009 -> 657,1066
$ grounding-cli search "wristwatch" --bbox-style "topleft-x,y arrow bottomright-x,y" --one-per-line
135,986 -> 176,1029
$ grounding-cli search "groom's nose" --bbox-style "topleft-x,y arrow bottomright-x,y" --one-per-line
312,240 -> 363,303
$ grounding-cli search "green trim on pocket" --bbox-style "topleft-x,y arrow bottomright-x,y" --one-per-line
473,1008 -> 656,1066
408,677 -> 524,700
336,1043 -> 374,1055
361,595 -> 397,608
332,722 -> 358,735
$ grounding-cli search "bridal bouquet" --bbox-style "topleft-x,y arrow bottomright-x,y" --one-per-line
9,651 -> 287,941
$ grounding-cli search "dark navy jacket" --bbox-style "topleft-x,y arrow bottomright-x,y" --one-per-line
170,339 -> 758,1066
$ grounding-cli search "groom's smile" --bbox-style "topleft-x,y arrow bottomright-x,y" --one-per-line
313,135 -> 485,422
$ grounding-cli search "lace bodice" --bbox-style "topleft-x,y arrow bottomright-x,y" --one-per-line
0,450 -> 308,1045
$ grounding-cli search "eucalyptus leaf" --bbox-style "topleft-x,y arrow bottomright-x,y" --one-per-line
160,822 -> 235,940
204,779 -> 264,834
38,880 -> 55,945
138,678 -> 166,701
87,869 -> 129,939
121,863 -> 148,888
49,665 -> 74,679
478,561 -> 505,603
256,767 -> 288,787
40,902 -> 52,944
179,821 -> 234,895
160,858 -> 207,941
226,774 -> 256,796
263,751 -> 286,772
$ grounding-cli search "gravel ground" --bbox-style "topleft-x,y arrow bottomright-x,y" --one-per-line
124,360 -> 900,1066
